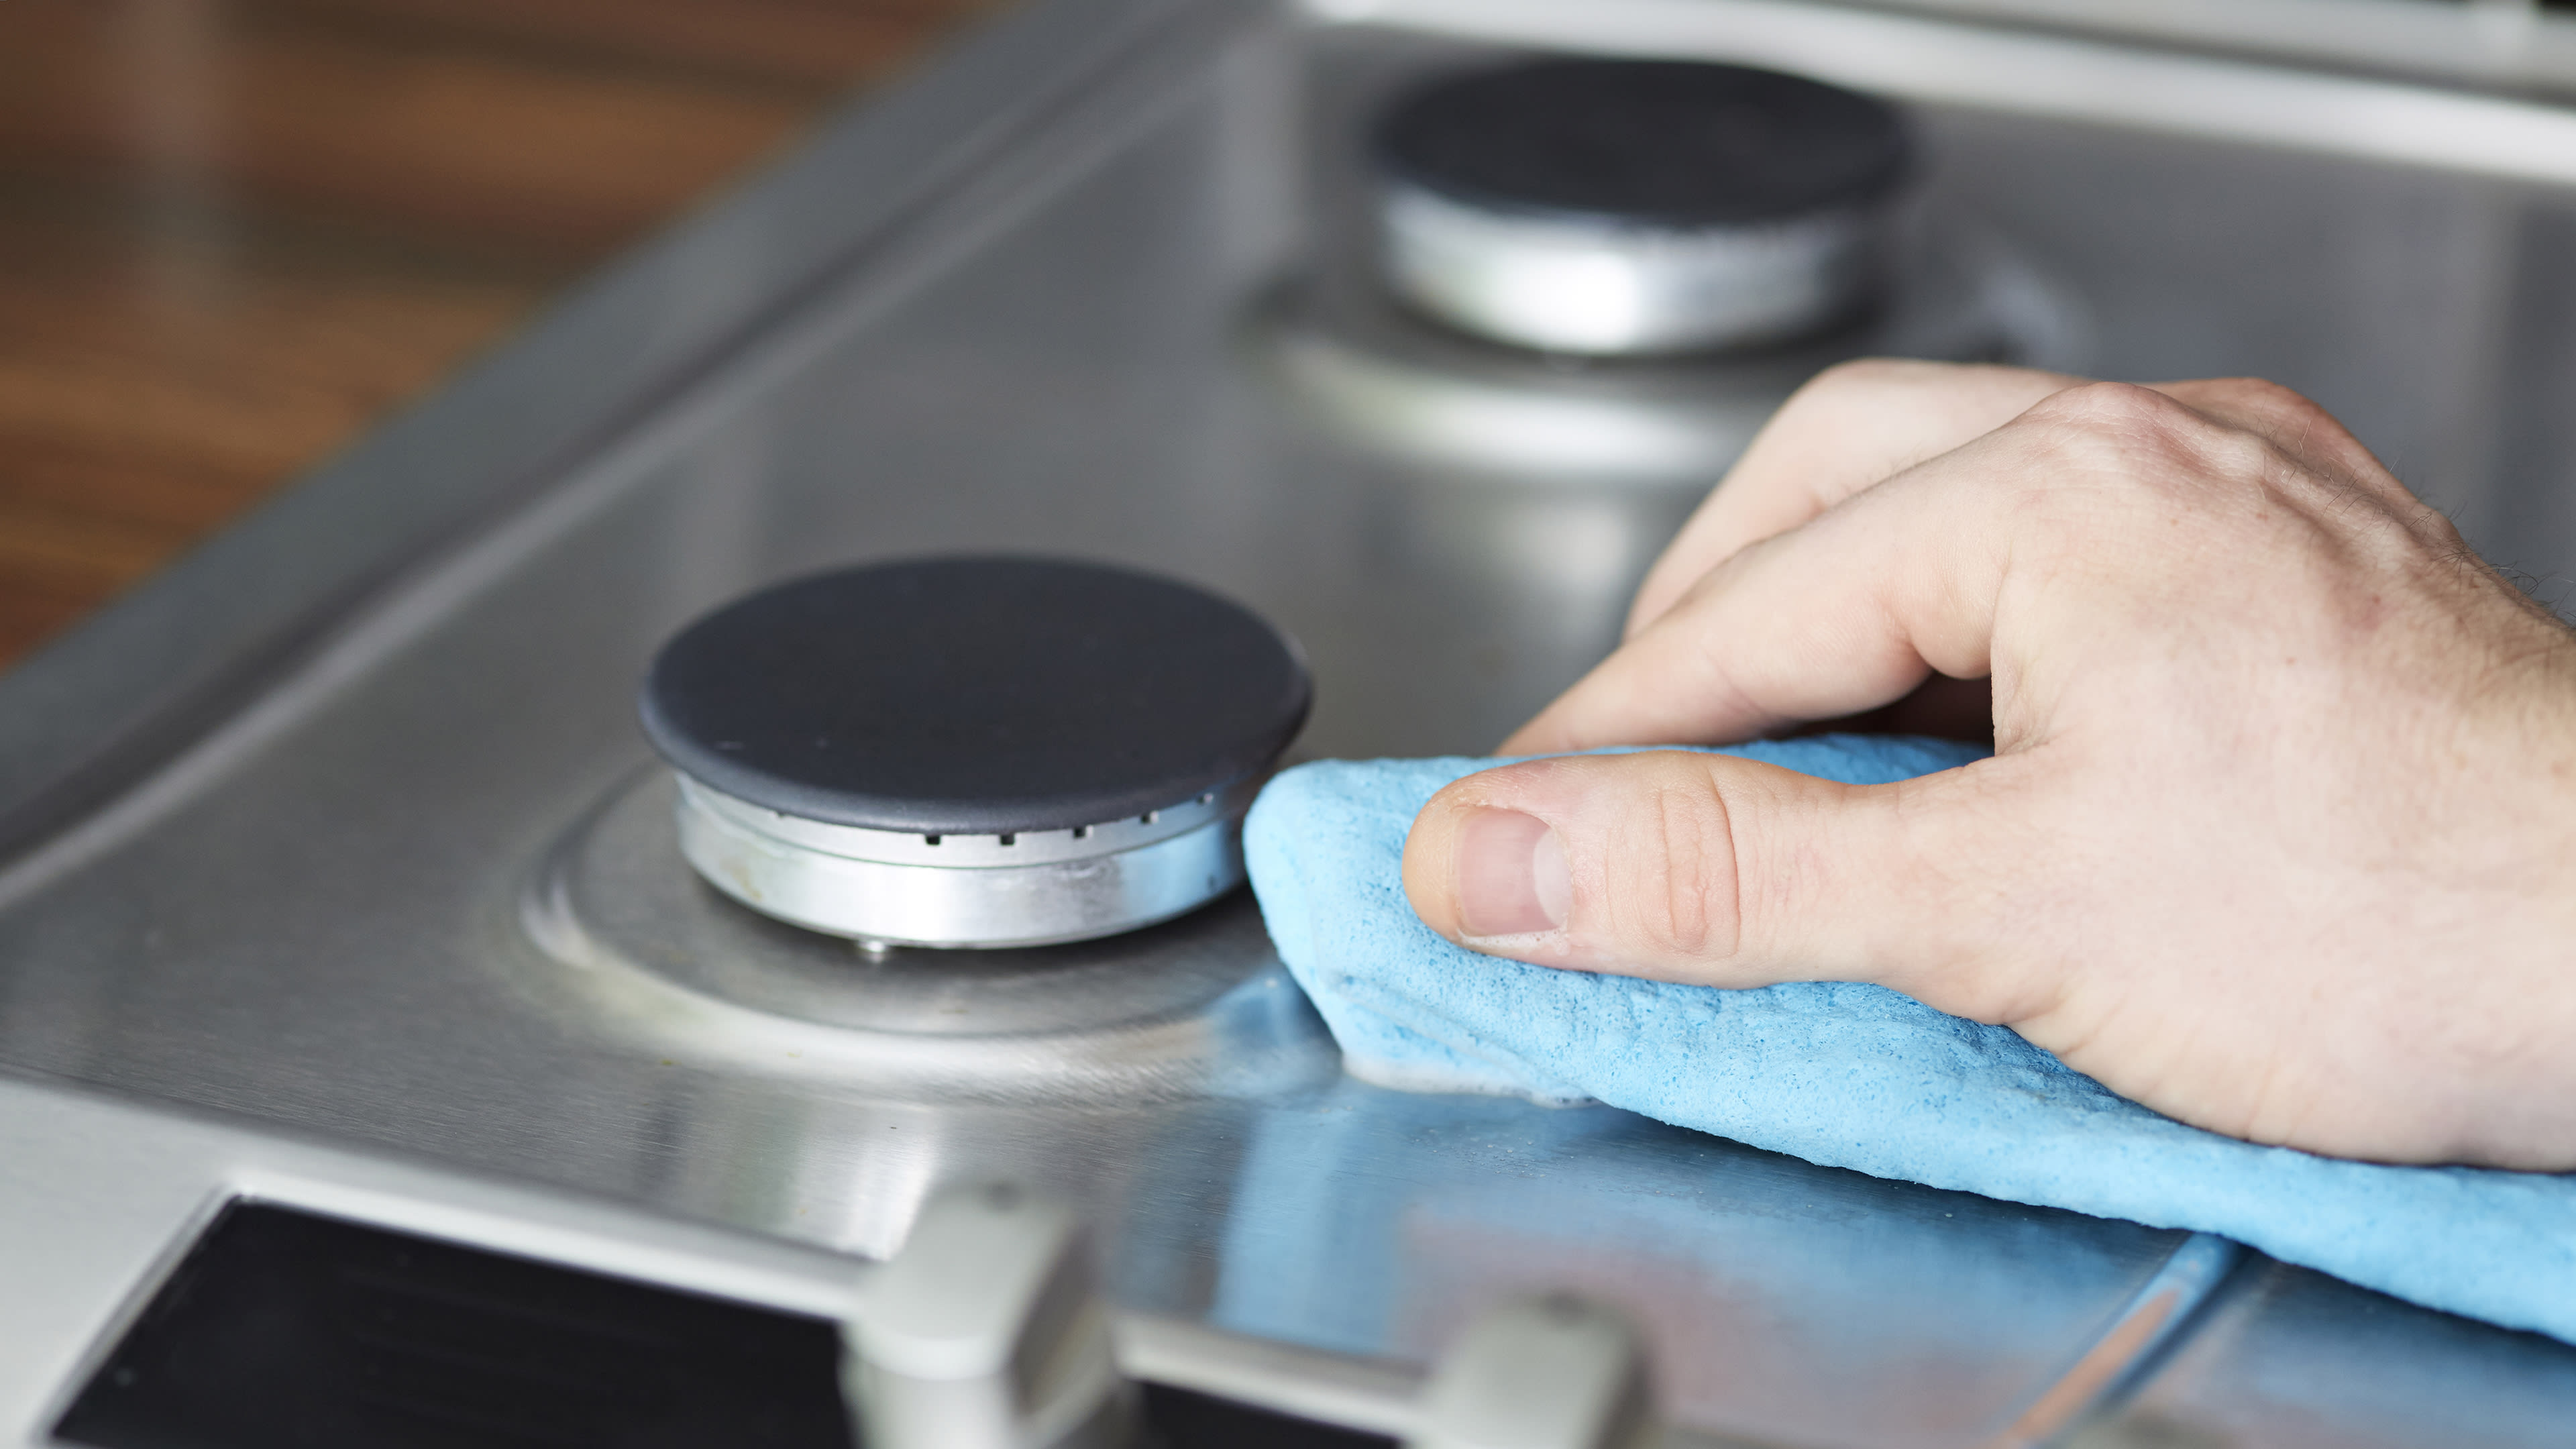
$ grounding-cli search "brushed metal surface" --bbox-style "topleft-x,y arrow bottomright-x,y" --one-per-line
527,769 -> 1336,1101
2,0 -> 2575,1444
1252,211 -> 2082,479
2081,1255 -> 2576,1448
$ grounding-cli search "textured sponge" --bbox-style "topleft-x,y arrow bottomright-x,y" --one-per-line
1243,735 -> 2576,1344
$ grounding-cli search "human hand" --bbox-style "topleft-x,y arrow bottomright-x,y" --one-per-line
1401,360 -> 2576,1169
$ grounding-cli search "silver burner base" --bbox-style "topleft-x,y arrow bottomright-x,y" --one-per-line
1379,178 -> 1886,356
517,769 -> 1338,1102
670,773 -> 1262,951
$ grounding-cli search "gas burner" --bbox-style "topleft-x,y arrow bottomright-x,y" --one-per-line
1373,58 -> 1911,356
1244,57 -> 2086,482
638,556 -> 1310,951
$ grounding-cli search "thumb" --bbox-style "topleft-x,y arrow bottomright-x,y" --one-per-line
1401,749 -> 1977,989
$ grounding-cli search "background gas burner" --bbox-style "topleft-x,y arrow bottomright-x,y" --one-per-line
1373,59 -> 1911,356
1246,54 -> 2088,483
639,556 -> 1311,951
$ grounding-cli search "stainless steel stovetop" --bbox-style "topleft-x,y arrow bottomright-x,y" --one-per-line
7,1 -> 2576,1445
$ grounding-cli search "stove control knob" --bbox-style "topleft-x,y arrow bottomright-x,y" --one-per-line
845,1182 -> 1136,1449
639,555 -> 1309,950
1373,59 -> 1910,356
1407,1293 -> 1658,1449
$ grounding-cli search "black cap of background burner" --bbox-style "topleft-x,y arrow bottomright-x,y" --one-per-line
640,556 -> 1311,835
1373,58 -> 1911,230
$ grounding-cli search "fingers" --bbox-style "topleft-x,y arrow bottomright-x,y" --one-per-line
1506,431 -> 2015,753
1623,366 -> 2427,647
1521,374 -> 2423,756
1624,360 -> 2084,639
1401,748 -> 2004,998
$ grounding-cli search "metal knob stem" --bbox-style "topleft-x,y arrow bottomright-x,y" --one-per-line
1407,1294 -> 1660,1449
845,1183 -> 1138,1449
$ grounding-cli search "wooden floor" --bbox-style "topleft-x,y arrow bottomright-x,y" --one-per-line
0,0 -> 1000,666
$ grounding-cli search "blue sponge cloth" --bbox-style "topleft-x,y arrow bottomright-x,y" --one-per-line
1242,735 -> 2576,1344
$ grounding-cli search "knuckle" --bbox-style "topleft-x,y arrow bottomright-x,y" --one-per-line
2196,377 -> 2373,470
2415,505 -> 2472,553
2011,382 -> 2275,511
2019,379 -> 2182,435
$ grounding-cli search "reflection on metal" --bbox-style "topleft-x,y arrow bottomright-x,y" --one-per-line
521,769 -> 1340,1102
1784,0 -> 2576,99
1381,474 -> 1695,641
1982,1234 -> 2243,1449
1124,1307 -> 1808,1448
1208,1085 -> 2195,1444
1248,222 -> 2083,480
2078,1252 -> 2576,1446
1318,0 -> 2576,189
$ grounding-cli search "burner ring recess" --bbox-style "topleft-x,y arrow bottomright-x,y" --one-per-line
1372,58 -> 1912,356
639,556 -> 1311,950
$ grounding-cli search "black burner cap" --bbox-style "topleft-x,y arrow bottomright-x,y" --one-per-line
640,557 -> 1311,835
1373,58 -> 1909,229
